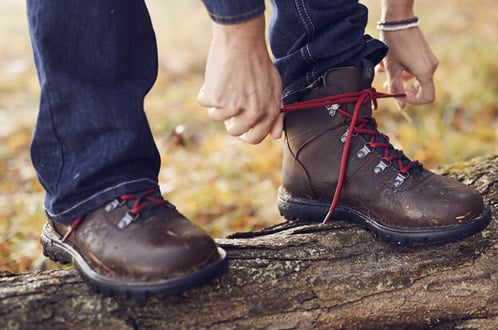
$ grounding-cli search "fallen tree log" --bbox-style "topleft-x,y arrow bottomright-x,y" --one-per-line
1,155 -> 497,330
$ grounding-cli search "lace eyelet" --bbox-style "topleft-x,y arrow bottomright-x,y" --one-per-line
105,198 -> 125,212
357,144 -> 373,159
118,212 -> 140,229
374,159 -> 391,174
340,128 -> 358,143
325,104 -> 340,117
393,172 -> 410,188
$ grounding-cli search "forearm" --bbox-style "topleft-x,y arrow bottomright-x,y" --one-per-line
381,0 -> 414,20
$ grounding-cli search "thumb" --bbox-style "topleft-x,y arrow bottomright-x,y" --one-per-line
196,84 -> 208,107
386,74 -> 407,110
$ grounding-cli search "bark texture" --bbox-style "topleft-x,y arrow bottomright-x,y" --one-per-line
1,155 -> 497,330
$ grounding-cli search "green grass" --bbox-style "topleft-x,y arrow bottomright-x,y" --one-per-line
0,0 -> 497,273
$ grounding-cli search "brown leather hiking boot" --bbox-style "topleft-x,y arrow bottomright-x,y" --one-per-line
41,189 -> 228,298
278,60 -> 491,245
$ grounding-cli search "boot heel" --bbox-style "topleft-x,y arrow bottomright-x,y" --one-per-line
278,188 -> 329,222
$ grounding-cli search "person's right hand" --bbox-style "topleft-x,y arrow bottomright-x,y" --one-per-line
197,15 -> 283,145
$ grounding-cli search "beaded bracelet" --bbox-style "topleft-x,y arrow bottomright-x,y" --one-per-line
376,16 -> 420,31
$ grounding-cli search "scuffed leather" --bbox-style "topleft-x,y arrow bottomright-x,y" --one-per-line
53,204 -> 220,281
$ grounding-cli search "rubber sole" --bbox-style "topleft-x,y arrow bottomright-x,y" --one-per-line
41,222 -> 228,299
277,188 -> 492,246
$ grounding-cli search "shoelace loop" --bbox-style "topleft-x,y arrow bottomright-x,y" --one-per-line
61,189 -> 171,242
117,189 -> 171,229
281,87 -> 416,224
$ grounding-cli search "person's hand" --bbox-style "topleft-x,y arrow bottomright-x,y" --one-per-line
378,27 -> 439,109
378,0 -> 438,109
197,15 -> 283,144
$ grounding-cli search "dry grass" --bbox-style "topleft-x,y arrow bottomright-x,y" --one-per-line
0,0 -> 497,273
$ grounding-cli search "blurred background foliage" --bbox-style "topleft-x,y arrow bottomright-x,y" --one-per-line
0,0 -> 497,273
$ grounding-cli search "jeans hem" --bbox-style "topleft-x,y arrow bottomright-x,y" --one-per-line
45,178 -> 159,224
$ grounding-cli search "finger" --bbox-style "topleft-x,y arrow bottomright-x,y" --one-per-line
418,78 -> 436,104
240,115 -> 280,144
386,74 -> 407,110
224,111 -> 261,137
269,113 -> 284,140
198,85 -> 243,121
237,128 -> 266,145
400,70 -> 414,82
395,96 -> 407,110
208,106 -> 242,122
375,61 -> 385,73
231,105 -> 280,144
404,78 -> 436,105
196,84 -> 212,108
225,95 -> 281,138
236,115 -> 274,144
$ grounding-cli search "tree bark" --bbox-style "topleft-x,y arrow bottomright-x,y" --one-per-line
1,155 -> 497,330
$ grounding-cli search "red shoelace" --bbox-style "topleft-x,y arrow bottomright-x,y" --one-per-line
281,87 -> 409,224
61,189 -> 169,242
118,189 -> 170,227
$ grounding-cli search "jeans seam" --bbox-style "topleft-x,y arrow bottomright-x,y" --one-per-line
294,0 -> 315,35
45,177 -> 157,218
301,45 -> 318,85
294,0 -> 318,85
44,87 -> 65,196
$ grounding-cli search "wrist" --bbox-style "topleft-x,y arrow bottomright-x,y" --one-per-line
381,0 -> 414,21
212,14 -> 266,49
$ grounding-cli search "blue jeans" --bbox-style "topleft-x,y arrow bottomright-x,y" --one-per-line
27,0 -> 387,223
269,0 -> 387,103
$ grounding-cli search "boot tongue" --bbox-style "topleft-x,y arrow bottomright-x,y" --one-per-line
323,59 -> 375,117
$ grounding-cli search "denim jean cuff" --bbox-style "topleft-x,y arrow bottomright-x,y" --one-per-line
45,178 -> 160,224
201,0 -> 265,24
